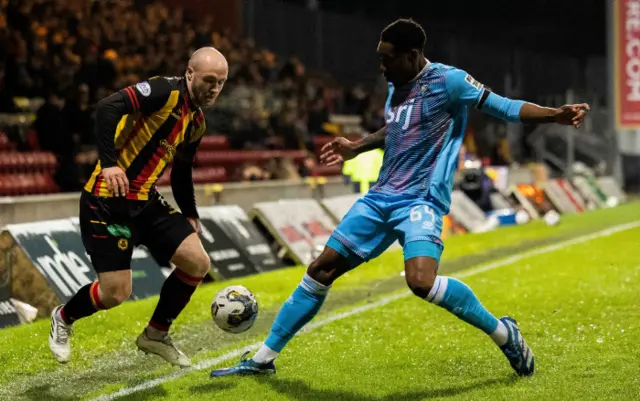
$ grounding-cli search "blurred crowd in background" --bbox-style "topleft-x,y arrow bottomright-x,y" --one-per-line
0,0 -> 510,192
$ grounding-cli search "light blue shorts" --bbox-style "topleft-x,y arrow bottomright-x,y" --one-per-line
327,191 -> 445,268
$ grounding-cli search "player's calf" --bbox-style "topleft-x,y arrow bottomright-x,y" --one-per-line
146,233 -> 209,335
138,233 -> 209,367
404,255 -> 511,349
405,256 -> 534,376
257,248 -> 346,359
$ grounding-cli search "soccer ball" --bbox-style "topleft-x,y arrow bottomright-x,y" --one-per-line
211,285 -> 258,334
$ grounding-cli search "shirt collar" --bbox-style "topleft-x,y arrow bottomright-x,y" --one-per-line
409,58 -> 431,83
181,75 -> 199,110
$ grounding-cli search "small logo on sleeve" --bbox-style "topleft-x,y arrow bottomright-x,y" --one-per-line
135,82 -> 152,97
464,74 -> 484,91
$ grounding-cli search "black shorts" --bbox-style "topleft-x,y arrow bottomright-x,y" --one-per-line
79,190 -> 196,273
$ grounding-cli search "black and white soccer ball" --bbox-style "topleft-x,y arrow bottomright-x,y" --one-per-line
211,285 -> 258,334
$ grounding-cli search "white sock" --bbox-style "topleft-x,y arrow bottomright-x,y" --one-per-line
252,344 -> 279,364
145,325 -> 168,341
490,321 -> 509,347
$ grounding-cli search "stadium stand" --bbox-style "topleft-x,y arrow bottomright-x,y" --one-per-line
0,0 -> 360,194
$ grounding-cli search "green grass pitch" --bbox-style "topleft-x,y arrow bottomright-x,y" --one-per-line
1,202 -> 639,400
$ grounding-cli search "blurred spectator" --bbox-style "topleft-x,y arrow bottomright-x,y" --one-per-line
240,163 -> 270,182
458,166 -> 497,213
307,96 -> 330,136
0,0 -> 389,191
34,89 -> 68,156
0,65 -> 16,112
34,88 -> 83,192
491,132 -> 513,166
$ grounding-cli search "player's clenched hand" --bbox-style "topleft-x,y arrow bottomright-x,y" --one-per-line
320,137 -> 358,166
555,103 -> 590,129
102,166 -> 129,197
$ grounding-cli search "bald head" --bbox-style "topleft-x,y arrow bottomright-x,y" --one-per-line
188,47 -> 228,72
186,47 -> 228,108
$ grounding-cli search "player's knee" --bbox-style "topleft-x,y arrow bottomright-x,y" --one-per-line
173,250 -> 210,278
407,281 -> 433,299
186,251 -> 211,278
306,246 -> 353,286
110,287 -> 132,306
307,257 -> 341,286
404,260 -> 438,299
100,282 -> 132,308
172,234 -> 211,278
307,258 -> 332,285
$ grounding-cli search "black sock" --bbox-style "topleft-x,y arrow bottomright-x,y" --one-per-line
60,282 -> 105,325
149,269 -> 202,331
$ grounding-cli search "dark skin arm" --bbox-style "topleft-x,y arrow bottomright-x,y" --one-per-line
519,102 -> 590,127
320,126 -> 385,166
320,102 -> 590,166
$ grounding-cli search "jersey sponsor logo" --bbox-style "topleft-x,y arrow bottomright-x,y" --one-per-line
107,224 -> 132,239
464,74 -> 484,91
160,139 -> 177,158
136,82 -> 152,97
385,98 -> 416,130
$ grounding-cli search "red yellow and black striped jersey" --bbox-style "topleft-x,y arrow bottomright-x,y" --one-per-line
85,76 -> 206,215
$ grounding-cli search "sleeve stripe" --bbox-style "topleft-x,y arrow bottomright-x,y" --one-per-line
133,88 -> 140,110
131,87 -> 141,110
125,87 -> 140,111
124,88 -> 136,110
476,89 -> 491,110
124,88 -> 138,111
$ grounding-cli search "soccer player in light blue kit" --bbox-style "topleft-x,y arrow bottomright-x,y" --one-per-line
212,18 -> 589,378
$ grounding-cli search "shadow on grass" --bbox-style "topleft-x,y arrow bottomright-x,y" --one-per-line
251,375 -> 518,401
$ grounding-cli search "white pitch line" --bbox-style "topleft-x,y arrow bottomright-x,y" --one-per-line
90,220 -> 640,401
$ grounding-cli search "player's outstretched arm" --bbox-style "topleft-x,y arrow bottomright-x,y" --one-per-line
445,68 -> 589,128
518,102 -> 590,127
319,126 -> 385,166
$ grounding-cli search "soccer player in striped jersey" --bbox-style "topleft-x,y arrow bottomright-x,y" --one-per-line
48,47 -> 228,367
211,19 -> 589,379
